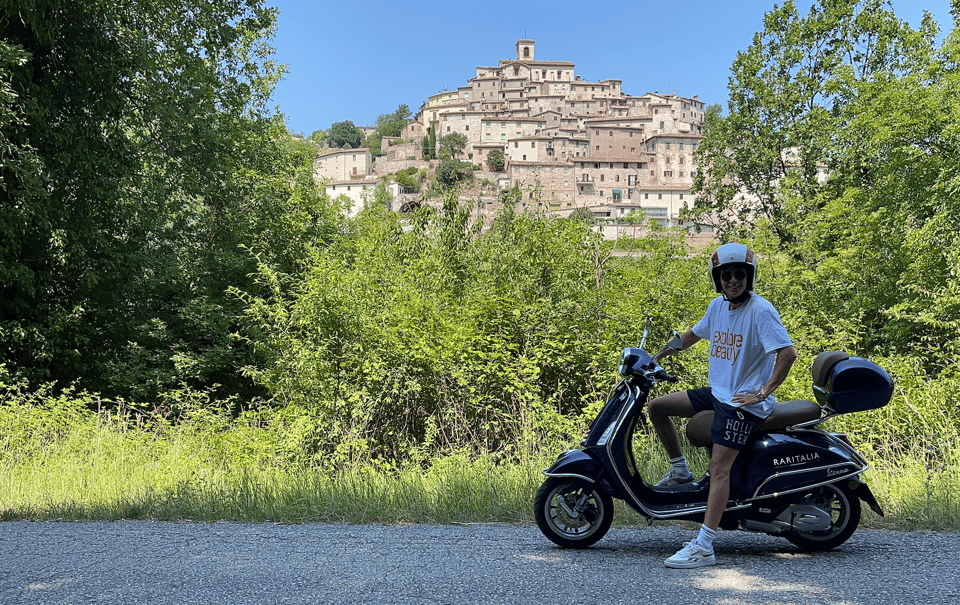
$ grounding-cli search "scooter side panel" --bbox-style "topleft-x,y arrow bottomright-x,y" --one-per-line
542,449 -> 604,484
738,431 -> 865,499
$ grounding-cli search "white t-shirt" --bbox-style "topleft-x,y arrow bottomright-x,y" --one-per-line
692,293 -> 793,418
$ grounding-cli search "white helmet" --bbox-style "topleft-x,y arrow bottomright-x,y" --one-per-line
709,242 -> 757,293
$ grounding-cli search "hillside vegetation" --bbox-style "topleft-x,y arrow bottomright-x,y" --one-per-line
1,1 -> 958,526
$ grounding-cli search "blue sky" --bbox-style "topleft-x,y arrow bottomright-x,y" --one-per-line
266,0 -> 954,136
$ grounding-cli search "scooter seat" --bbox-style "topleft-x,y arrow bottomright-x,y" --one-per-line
685,400 -> 822,447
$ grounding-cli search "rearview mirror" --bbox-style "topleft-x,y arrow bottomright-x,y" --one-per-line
666,331 -> 683,352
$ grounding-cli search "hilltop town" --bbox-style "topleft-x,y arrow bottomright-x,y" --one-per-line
314,40 -> 712,234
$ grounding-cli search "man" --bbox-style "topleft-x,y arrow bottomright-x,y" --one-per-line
649,242 -> 797,569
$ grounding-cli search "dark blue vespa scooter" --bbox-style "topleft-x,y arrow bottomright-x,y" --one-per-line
535,329 -> 892,550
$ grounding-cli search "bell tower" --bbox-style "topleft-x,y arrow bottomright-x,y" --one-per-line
516,39 -> 535,61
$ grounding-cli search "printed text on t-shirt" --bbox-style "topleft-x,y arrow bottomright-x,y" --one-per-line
712,330 -> 742,366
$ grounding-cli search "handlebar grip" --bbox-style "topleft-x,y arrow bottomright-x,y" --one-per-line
655,369 -> 678,383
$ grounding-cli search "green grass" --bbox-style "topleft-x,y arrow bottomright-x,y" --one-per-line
1,395 -> 958,531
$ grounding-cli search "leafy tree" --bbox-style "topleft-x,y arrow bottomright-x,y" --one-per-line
363,106 -> 411,156
438,133 -> 468,159
375,104 -> 411,138
486,148 -> 505,172
327,120 -> 363,149
237,187 -> 708,460
422,125 -> 437,160
688,0 -> 949,363
0,0 -> 340,400
689,0 -> 933,250
568,207 -> 595,224
393,168 -> 420,193
435,158 -> 473,189
307,129 -> 327,146
703,104 -> 722,133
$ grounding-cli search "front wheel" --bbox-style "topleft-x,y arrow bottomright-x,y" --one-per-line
784,481 -> 861,551
534,477 -> 613,548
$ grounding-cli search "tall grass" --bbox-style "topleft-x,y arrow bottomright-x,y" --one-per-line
1,386 -> 958,530
0,389 -> 544,523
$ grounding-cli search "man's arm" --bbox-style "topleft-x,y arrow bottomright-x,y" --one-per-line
733,345 -> 798,406
652,329 -> 702,363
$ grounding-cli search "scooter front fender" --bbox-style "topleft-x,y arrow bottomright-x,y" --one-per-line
542,449 -> 604,484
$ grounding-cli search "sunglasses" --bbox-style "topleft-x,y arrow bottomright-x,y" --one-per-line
720,269 -> 748,282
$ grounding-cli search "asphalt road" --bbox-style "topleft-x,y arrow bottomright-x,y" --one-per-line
1,521 -> 956,604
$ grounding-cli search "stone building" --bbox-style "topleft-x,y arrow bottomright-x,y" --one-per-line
350,39 -> 712,232
314,148 -> 373,181
314,148 -> 382,217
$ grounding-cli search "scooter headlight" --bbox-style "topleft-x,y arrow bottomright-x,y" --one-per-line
618,347 -> 653,377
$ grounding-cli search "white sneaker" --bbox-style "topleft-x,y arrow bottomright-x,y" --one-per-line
656,469 -> 694,486
664,539 -> 716,569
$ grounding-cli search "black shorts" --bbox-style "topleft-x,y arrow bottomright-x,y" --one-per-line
687,387 -> 763,450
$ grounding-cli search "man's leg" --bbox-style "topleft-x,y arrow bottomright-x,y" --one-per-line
703,443 -> 740,531
664,444 -> 738,569
647,391 -> 699,485
646,390 -> 697,460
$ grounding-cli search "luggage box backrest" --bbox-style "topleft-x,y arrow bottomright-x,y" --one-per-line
811,352 -> 893,414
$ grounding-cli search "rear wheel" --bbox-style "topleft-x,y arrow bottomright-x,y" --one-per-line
534,477 -> 613,548
784,481 -> 861,551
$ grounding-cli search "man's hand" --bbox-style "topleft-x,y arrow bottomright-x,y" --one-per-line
732,390 -> 764,407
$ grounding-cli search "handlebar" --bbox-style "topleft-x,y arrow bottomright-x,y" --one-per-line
651,368 -> 678,383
